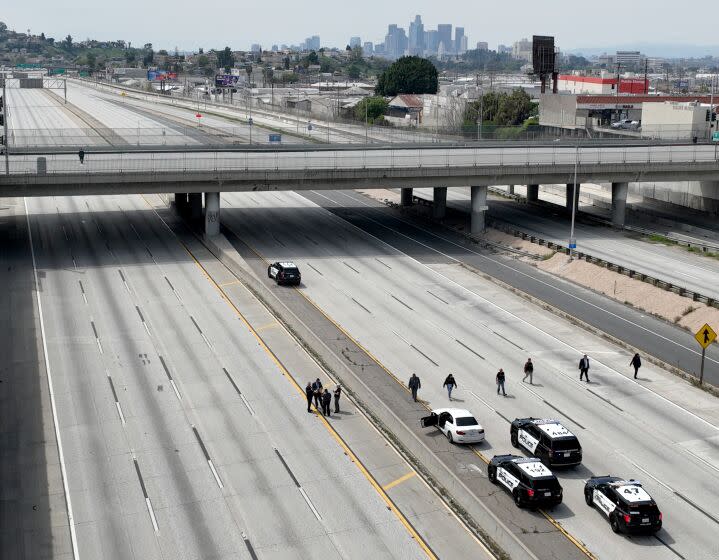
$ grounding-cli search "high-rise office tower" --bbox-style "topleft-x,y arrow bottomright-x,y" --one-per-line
408,15 -> 425,55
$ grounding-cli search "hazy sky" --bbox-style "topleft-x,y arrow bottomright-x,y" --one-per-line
3,0 -> 717,53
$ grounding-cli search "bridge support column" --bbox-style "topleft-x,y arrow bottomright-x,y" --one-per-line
566,183 -> 580,212
611,182 -> 629,227
432,187 -> 447,219
527,184 -> 539,202
174,193 -> 188,215
188,193 -> 203,220
507,185 -> 515,195
401,188 -> 413,206
470,186 -> 488,235
204,192 -> 220,236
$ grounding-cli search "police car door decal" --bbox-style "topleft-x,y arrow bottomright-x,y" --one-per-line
497,467 -> 520,491
518,429 -> 539,453
593,489 -> 616,516
270,266 -> 278,277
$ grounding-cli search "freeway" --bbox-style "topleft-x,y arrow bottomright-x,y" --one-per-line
413,186 -> 719,301
218,188 -> 719,560
2,192 -> 482,560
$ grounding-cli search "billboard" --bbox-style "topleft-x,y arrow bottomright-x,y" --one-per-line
532,36 -> 556,76
147,70 -> 177,81
215,74 -> 243,87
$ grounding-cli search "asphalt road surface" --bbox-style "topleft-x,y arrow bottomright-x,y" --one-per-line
219,188 -> 719,560
4,193 -> 447,560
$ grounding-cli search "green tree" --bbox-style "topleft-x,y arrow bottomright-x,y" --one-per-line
354,96 -> 389,123
283,56 -> 290,70
142,48 -> 154,67
197,55 -> 209,68
217,46 -> 234,72
307,50 -> 319,65
375,56 -> 438,96
463,88 -> 534,127
86,52 -> 97,71
63,34 -> 73,50
347,63 -> 361,79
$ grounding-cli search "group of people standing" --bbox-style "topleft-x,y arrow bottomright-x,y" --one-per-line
406,352 -> 644,402
305,378 -> 341,417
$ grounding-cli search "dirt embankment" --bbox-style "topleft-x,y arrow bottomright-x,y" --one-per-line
537,253 -> 719,331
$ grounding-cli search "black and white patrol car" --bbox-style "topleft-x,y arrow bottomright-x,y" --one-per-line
267,262 -> 301,286
510,418 -> 582,467
584,476 -> 662,534
488,454 -> 563,508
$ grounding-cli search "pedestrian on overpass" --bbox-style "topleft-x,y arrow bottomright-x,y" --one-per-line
305,382 -> 314,413
522,358 -> 534,384
78,148 -> 85,164
630,353 -> 642,379
496,369 -> 507,396
408,373 -> 421,402
333,385 -> 342,413
579,354 -> 590,382
443,374 -> 457,400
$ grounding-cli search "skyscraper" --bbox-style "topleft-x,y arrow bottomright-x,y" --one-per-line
454,27 -> 465,55
350,36 -> 362,48
425,30 -> 438,55
408,15 -> 425,55
437,24 -> 452,54
384,24 -> 408,59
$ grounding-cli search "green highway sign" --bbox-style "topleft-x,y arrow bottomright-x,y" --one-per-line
713,131 -> 719,142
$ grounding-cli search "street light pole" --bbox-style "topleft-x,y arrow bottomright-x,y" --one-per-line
569,142 -> 580,260
2,80 -> 9,175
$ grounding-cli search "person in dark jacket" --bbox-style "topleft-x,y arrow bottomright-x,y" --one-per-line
78,148 -> 85,164
443,374 -> 457,400
496,369 -> 506,396
408,373 -> 421,402
630,353 -> 642,379
333,385 -> 342,413
579,355 -> 590,382
305,382 -> 314,413
312,378 -> 323,408
321,389 -> 332,416
522,358 -> 534,384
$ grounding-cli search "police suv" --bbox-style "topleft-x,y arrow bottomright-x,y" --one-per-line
488,454 -> 563,508
267,262 -> 301,286
510,418 -> 582,467
584,476 -> 663,534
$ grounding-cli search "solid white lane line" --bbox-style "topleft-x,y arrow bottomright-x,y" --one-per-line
335,193 -> 719,433
614,450 -> 674,493
24,198 -> 81,560
170,379 -> 182,401
115,402 -> 126,425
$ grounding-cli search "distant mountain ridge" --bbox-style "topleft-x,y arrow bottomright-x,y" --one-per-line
567,43 -> 719,59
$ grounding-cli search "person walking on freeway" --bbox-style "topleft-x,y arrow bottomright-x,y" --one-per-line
408,373 -> 421,402
579,354 -> 590,382
630,353 -> 642,379
333,385 -> 342,413
305,382 -> 314,413
78,148 -> 85,164
522,358 -> 534,384
496,369 -> 507,396
312,378 -> 323,409
321,389 -> 332,417
443,374 -> 457,400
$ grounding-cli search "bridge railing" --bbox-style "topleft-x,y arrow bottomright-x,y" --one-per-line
5,144 -> 719,176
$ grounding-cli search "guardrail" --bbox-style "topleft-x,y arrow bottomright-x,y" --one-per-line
5,144 -> 719,176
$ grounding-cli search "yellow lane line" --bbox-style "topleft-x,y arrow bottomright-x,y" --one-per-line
383,471 -> 417,491
231,227 -> 595,560
219,280 -> 241,287
255,321 -> 279,332
142,201 -> 438,560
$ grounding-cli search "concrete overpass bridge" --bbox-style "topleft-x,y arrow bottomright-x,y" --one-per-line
2,142 -> 718,235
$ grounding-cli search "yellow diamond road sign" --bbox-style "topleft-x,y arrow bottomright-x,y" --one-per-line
695,323 -> 717,349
